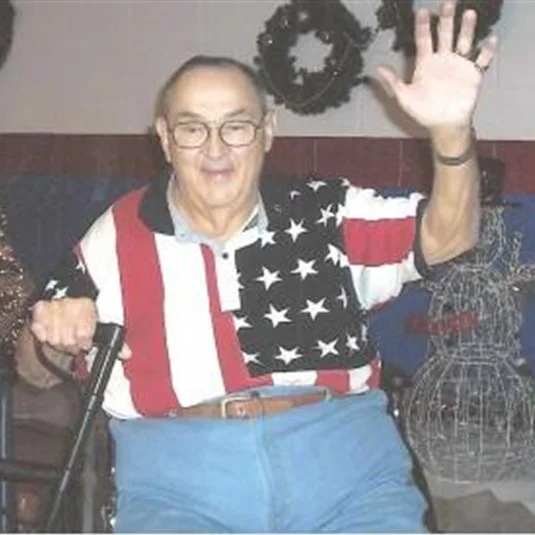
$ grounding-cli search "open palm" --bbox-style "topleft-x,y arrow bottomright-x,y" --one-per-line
376,0 -> 498,130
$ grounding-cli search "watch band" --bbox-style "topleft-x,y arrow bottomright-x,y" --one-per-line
433,127 -> 476,166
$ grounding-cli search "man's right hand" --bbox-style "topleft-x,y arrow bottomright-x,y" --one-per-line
31,297 -> 98,355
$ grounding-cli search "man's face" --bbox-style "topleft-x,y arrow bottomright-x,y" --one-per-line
156,66 -> 275,215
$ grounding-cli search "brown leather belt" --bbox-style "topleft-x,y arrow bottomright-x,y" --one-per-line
168,390 -> 335,420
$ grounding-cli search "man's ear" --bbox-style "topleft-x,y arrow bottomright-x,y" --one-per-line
155,117 -> 172,163
263,110 -> 277,153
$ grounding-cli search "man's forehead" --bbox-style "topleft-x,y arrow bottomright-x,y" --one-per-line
166,66 -> 262,117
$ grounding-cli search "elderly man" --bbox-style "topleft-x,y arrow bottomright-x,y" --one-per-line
22,1 -> 497,532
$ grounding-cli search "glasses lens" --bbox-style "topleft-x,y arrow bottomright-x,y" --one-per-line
220,121 -> 256,147
172,122 -> 207,148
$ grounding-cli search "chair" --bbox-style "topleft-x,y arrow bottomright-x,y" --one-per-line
0,323 -> 124,532
2,329 -> 434,533
0,356 -> 14,532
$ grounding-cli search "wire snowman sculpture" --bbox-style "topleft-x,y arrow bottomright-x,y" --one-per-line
402,205 -> 535,483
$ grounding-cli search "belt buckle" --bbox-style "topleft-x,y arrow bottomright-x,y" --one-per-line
219,394 -> 254,419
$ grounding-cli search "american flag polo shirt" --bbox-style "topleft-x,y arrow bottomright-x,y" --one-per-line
47,172 -> 428,419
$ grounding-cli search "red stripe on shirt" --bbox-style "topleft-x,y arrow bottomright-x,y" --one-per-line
114,190 -> 179,415
343,217 -> 415,266
202,246 -> 272,392
73,243 -> 83,261
367,357 -> 381,389
315,369 -> 350,393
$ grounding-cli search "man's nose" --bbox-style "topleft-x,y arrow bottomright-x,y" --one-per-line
204,127 -> 228,158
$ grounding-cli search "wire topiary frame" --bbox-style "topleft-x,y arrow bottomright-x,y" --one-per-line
402,208 -> 535,483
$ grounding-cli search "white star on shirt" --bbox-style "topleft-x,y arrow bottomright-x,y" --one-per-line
236,275 -> 244,291
325,244 -> 340,265
52,286 -> 68,300
285,219 -> 307,242
289,189 -> 301,200
336,203 -> 345,226
243,352 -> 261,365
346,333 -> 360,352
45,279 -> 58,291
274,346 -> 302,365
292,259 -> 318,280
265,305 -> 291,328
259,230 -> 276,247
337,287 -> 348,308
302,298 -> 328,320
307,180 -> 326,192
256,267 -> 282,290
75,259 -> 86,272
234,315 -> 251,330
317,339 -> 339,357
360,324 -> 369,343
317,206 -> 335,226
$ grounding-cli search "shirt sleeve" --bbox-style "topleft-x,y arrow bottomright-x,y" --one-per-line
38,248 -> 98,302
37,204 -> 121,304
341,184 -> 430,310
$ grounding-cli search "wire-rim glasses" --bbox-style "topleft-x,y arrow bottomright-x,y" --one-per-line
168,114 -> 266,149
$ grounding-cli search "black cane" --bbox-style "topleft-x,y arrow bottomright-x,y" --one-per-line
41,322 -> 125,533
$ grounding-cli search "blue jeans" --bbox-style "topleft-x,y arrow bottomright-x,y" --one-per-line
110,388 -> 426,533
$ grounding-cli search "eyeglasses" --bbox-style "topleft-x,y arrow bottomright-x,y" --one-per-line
168,115 -> 266,149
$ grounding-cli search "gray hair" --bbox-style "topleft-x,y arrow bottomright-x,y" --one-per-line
154,55 -> 268,121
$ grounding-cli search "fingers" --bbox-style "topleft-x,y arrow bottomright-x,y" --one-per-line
441,0 -> 498,76
474,34 -> 499,72
374,65 -> 401,98
414,8 -> 433,59
31,297 -> 98,354
437,0 -> 456,54
454,8 -> 477,57
433,1 -> 481,59
119,343 -> 132,360
416,0 -> 459,56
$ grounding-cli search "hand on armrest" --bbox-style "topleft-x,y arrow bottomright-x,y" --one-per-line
17,296 -> 98,389
31,297 -> 98,354
15,323 -> 73,389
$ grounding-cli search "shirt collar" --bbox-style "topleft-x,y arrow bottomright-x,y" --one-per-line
138,167 -> 291,238
166,177 -> 268,249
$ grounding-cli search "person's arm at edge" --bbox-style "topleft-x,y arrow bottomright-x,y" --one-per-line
374,1 -> 498,267
421,125 -> 480,265
30,249 -> 99,355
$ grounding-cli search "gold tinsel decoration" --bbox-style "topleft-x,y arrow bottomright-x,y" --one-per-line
0,206 -> 34,364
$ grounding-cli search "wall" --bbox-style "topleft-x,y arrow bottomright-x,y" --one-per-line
0,0 -> 534,140
2,133 -> 534,194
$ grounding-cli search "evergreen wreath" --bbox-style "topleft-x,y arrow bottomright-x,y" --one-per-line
254,0 -> 374,116
255,0 -> 503,116
375,0 -> 503,58
0,0 -> 15,70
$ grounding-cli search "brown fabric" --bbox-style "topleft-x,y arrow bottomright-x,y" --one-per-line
13,420 -> 72,531
13,378 -> 80,428
15,412 -> 112,532
0,204 -> 45,530
13,378 -> 80,531
167,390 -> 335,419
433,491 -> 535,533
16,483 -> 44,530
14,325 -> 74,390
